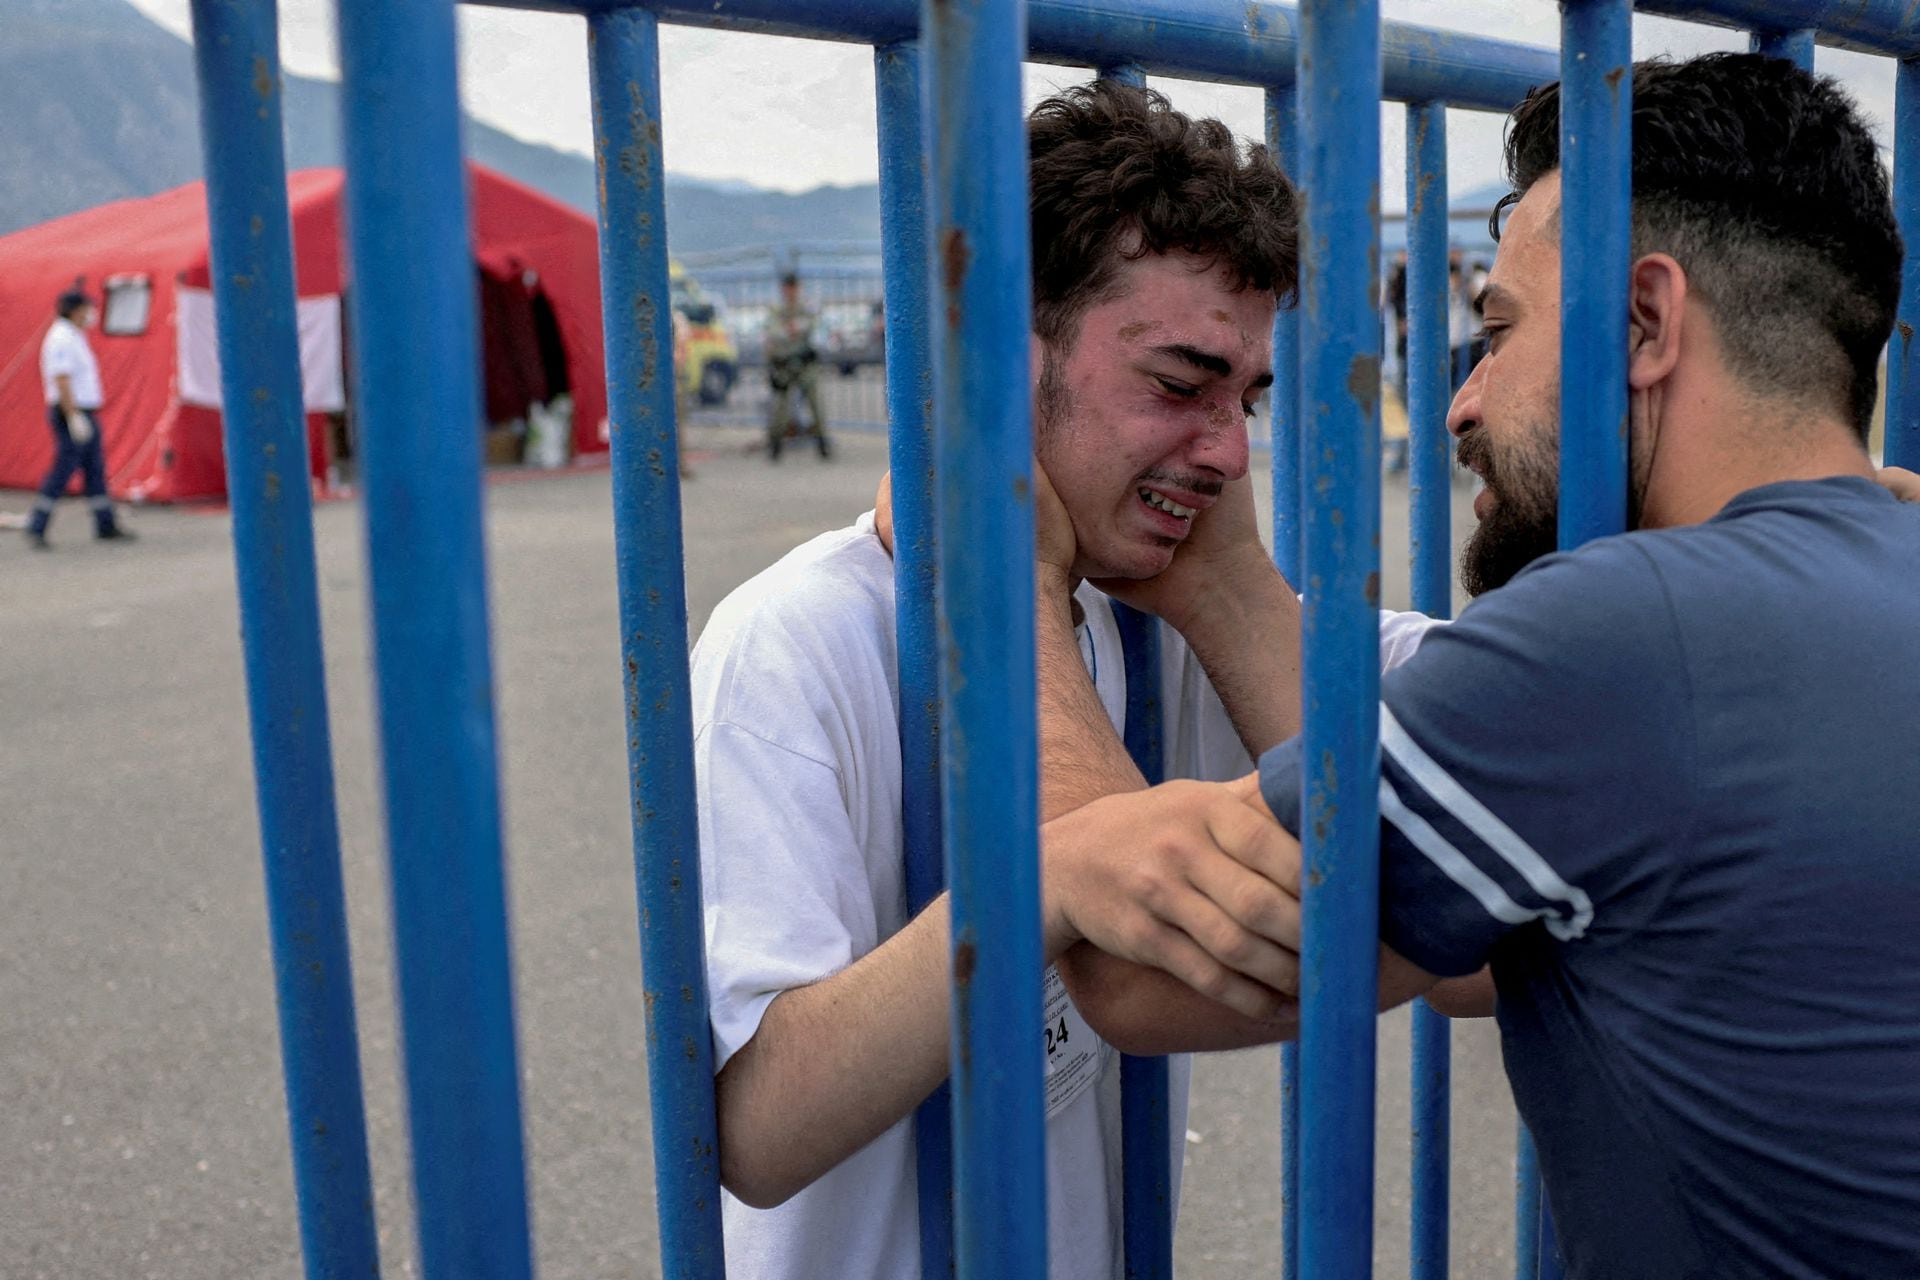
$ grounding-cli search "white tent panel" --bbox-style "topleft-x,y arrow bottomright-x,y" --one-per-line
175,288 -> 345,413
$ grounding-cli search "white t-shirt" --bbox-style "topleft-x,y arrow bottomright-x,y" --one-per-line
41,317 -> 103,409
691,512 -> 1438,1280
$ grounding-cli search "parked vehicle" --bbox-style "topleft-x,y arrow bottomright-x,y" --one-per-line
819,299 -> 886,376
670,261 -> 739,405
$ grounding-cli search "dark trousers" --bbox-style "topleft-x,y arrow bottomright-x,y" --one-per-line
30,406 -> 115,536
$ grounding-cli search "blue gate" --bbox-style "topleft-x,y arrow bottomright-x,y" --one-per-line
184,1 -> 1920,1278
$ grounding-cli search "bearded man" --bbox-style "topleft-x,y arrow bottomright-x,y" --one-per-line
1051,54 -> 1920,1277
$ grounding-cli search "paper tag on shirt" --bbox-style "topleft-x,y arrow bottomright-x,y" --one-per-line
1042,964 -> 1107,1120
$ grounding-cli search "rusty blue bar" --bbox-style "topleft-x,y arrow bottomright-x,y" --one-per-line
1538,1194 -> 1566,1280
1115,601 -> 1172,1280
1633,0 -> 1920,57
1404,95 -> 1453,1280
474,0 -> 1559,107
1296,2 -> 1384,1277
1405,101 -> 1452,626
1558,1 -> 1632,550
920,0 -> 1049,1273
586,10 -> 727,1277
1890,58 -> 1920,471
874,38 -> 956,1279
1263,79 -> 1303,1280
1749,27 -> 1815,66
1539,7 -> 1634,1269
187,4 -> 378,1277
1267,85 -> 1303,590
1516,1127 -> 1542,1278
333,1 -> 531,1275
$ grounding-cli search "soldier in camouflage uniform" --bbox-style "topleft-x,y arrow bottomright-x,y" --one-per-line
765,272 -> 831,460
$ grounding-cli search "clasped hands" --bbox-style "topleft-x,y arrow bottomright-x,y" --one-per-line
874,460 -> 1303,1022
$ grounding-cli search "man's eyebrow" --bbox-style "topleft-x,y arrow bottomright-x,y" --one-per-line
1146,343 -> 1235,378
1476,281 -> 1515,314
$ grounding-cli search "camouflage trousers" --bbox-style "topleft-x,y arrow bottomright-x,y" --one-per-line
768,359 -> 827,440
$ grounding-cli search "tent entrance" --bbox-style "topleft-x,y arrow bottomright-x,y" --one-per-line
477,259 -> 573,468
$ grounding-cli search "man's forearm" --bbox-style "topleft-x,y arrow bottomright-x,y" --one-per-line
1056,942 -> 1296,1053
1174,558 -> 1302,758
716,898 -> 952,1208
717,887 -> 1085,1209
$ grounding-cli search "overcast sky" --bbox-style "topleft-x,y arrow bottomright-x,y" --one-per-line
126,0 -> 1900,209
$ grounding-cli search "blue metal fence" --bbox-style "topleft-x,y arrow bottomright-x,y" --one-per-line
187,1 -> 1918,1278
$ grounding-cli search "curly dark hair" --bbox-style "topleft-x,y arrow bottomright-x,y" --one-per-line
1027,80 -> 1299,348
1499,53 -> 1901,440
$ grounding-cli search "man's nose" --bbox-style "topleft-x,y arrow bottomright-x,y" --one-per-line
1446,359 -> 1485,439
1192,406 -> 1252,481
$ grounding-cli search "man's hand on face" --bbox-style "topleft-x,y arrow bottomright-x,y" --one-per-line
1878,466 -> 1920,504
1043,773 -> 1302,1021
1031,458 -> 1077,601
1092,473 -> 1270,632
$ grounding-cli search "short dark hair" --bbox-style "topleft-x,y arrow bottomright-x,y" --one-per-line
1027,80 -> 1299,348
57,288 -> 94,319
1499,53 -> 1901,439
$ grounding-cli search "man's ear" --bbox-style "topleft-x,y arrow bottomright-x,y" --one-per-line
1626,253 -> 1687,392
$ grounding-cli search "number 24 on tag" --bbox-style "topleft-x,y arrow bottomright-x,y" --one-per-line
1044,1015 -> 1070,1056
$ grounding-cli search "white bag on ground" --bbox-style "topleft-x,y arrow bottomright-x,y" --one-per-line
526,394 -> 573,469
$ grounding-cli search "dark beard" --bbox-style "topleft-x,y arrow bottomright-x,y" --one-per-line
1460,499 -> 1560,596
1457,427 -> 1561,597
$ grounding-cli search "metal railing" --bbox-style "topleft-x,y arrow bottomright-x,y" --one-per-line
182,1 -> 1919,1278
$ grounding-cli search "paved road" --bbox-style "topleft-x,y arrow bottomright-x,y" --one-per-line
0,426 -> 1520,1278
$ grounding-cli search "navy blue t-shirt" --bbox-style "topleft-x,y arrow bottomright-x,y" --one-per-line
1260,476 -> 1920,1278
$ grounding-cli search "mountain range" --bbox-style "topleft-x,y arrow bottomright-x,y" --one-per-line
0,0 -> 879,254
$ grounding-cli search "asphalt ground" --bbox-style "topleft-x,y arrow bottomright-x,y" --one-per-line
0,420 -> 1519,1278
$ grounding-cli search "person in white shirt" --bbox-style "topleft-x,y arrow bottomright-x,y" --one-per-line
690,81 -> 1439,1280
29,288 -> 132,548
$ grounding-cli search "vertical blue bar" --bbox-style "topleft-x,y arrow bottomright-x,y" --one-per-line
1404,101 -> 1452,628
1265,81 -> 1304,1280
1749,29 -> 1815,69
1114,602 -> 1172,1280
1297,3 -> 1383,1278
1100,61 -> 1146,86
587,12 -> 726,1278
1266,85 -> 1303,590
186,4 -> 378,1277
1411,1005 -> 1452,1280
921,0 -> 1048,1276
1537,1193 -> 1566,1280
875,39 -> 955,1280
1278,1036 -> 1301,1280
1549,9 -> 1632,1273
1889,60 -> 1920,471
1404,97 -> 1453,1280
332,2 -> 531,1277
1557,0 -> 1632,552
1515,1128 -> 1542,1279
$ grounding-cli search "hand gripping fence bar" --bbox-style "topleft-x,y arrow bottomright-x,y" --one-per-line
189,1 -> 1920,1278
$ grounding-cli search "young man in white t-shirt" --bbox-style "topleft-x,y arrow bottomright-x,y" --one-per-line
690,81 -> 1436,1280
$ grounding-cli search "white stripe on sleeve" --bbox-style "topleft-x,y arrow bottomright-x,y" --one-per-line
1379,703 -> 1594,940
1378,777 -> 1541,927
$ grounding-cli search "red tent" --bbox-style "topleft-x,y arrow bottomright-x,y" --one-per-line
0,164 -> 610,502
